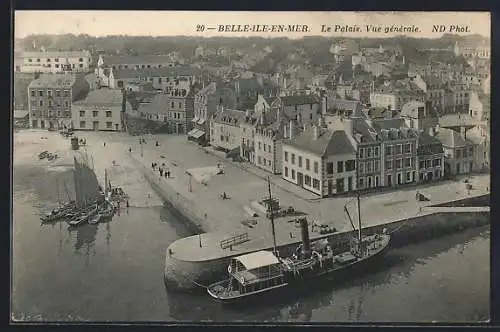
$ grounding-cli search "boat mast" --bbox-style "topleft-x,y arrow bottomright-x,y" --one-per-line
56,177 -> 60,205
104,168 -> 108,196
267,176 -> 278,257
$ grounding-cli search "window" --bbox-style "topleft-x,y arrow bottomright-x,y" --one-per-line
268,160 -> 271,167
405,158 -> 411,168
396,159 -> 402,169
38,90 -> 43,97
263,158 -> 267,165
37,58 -> 40,62
374,146 -> 379,157
258,156 -> 262,165
65,101 -> 69,107
55,58 -> 59,62
306,159 -> 310,170
298,156 -> 302,167
366,161 -> 373,173
327,162 -> 334,174
30,90 -> 35,97
106,111 -> 112,117
64,90 -> 70,97
305,175 -> 311,186
419,160 -> 425,169
80,121 -> 86,128
80,111 -> 85,117
263,144 -> 266,152
406,172 -> 411,182
28,58 -> 32,62
314,161 -> 318,173
284,151 -> 288,162
47,90 -> 52,97
337,161 -> 344,173
313,178 -> 320,189
48,100 -> 52,107
79,64 -> 83,68
359,148 -> 364,158
93,111 -> 98,117
39,100 -> 43,106
56,90 -> 60,97
425,160 -> 432,168
386,160 -> 393,170
292,169 -> 296,180
284,167 -> 288,177
396,144 -> 402,155
79,58 -> 83,62
404,143 -> 411,154
375,160 -> 380,171
178,102 -> 182,108
433,159 -> 442,167
57,111 -> 61,117
258,142 -> 262,150
291,153 -> 295,164
345,160 -> 355,172
359,178 -> 364,189
268,145 -> 271,152
158,77 -> 162,83
171,102 -> 175,108
386,145 -> 393,156
106,122 -> 112,129
367,147 -> 372,157
456,149 -> 461,158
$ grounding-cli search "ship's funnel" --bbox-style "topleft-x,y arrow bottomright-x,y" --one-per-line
300,218 -> 311,256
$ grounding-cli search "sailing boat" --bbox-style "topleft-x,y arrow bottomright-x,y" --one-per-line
207,174 -> 391,304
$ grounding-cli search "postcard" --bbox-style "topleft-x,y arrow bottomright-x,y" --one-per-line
12,10 -> 490,324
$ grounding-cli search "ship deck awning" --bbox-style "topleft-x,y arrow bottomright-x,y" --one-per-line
233,250 -> 279,270
197,118 -> 206,125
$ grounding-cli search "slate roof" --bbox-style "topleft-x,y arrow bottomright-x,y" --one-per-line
280,95 -> 318,106
435,128 -> 471,147
20,50 -> 90,58
372,118 -> 405,131
28,74 -> 76,88
400,101 -> 426,118
330,99 -> 361,112
353,120 -> 377,143
113,66 -> 201,79
288,127 -> 356,156
103,55 -> 174,65
73,89 -> 123,106
138,94 -> 170,114
418,131 -> 442,146
438,114 -> 478,128
212,108 -> 246,126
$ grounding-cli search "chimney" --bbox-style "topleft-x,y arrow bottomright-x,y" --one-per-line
300,218 -> 311,257
313,125 -> 320,140
289,120 -> 294,139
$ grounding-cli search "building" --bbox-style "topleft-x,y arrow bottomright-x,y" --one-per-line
254,110 -> 288,174
351,118 -> 382,189
435,127 -> 475,176
190,82 -> 217,145
14,73 -> 37,120
370,80 -> 425,110
400,101 -> 439,132
469,91 -> 490,122
443,84 -> 470,114
271,95 -> 320,126
28,73 -> 90,129
372,119 -> 419,187
16,50 -> 93,73
282,118 -> 358,197
453,40 -> 491,59
240,113 -> 259,163
104,66 -> 201,91
97,54 -> 176,70
72,89 -> 129,131
416,130 -> 445,182
137,93 -> 170,122
210,108 -> 246,152
165,82 -> 195,134
466,124 -> 490,172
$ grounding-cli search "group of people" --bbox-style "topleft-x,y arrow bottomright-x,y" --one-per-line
152,162 -> 171,179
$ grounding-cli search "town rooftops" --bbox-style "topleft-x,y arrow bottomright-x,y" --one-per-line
196,82 -> 217,97
280,95 -> 318,106
73,89 -> 124,106
19,50 -> 90,58
287,126 -> 356,156
438,114 -> 478,128
330,99 -> 361,112
400,101 -> 426,118
353,120 -> 378,143
103,55 -> 175,65
212,108 -> 246,126
418,131 -> 443,146
436,128 -> 472,148
138,94 -> 170,114
113,66 -> 201,80
28,73 -> 77,88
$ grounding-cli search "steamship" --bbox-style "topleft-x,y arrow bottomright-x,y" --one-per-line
207,177 -> 391,303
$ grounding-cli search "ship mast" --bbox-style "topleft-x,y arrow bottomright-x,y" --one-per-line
267,176 -> 278,257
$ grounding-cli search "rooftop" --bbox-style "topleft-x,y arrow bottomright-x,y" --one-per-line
435,128 -> 472,148
73,89 -> 124,106
103,55 -> 174,65
113,66 -> 201,79
28,73 -> 76,88
280,95 -> 318,106
19,50 -> 90,58
287,126 -> 356,156
212,108 -> 246,126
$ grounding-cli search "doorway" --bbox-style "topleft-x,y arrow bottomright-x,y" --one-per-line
297,172 -> 304,187
387,174 -> 392,186
328,179 -> 333,196
93,121 -> 99,130
336,178 -> 345,193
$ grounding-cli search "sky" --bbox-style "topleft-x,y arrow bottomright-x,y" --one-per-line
15,11 -> 490,39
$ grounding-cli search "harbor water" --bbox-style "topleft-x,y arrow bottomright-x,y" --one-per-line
12,162 -> 490,323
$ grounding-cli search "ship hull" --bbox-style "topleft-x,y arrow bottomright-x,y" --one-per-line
208,238 -> 391,305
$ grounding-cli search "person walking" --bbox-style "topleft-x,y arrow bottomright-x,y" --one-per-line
103,142 -> 106,147
159,168 -> 164,177
128,147 -> 132,153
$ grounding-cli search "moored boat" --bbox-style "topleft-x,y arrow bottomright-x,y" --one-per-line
207,176 -> 391,304
88,213 -> 101,225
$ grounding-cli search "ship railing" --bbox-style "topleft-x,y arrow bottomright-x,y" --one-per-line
220,232 -> 249,250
